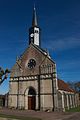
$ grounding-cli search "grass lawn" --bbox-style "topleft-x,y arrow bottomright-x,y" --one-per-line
0,114 -> 41,120
66,106 -> 80,112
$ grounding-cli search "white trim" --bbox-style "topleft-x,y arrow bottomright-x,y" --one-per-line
58,90 -> 65,111
66,94 -> 69,109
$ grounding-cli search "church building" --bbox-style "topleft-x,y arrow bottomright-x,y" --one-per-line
8,7 -> 79,111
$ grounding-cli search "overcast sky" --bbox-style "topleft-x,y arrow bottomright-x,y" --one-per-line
0,0 -> 80,94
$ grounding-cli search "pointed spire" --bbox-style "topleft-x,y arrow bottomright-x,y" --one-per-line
32,4 -> 38,27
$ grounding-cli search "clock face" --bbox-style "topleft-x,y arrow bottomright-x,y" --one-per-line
28,59 -> 36,69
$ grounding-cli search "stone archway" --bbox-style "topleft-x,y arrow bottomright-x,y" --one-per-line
28,87 -> 36,110
24,87 -> 36,110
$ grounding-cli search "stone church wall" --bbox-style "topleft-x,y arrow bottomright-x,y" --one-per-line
9,43 -> 59,111
8,95 -> 17,108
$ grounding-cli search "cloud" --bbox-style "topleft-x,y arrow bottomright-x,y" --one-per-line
45,37 -> 80,51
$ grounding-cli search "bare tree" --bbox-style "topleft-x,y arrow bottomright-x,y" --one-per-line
67,81 -> 80,92
0,67 -> 10,85
74,82 -> 80,92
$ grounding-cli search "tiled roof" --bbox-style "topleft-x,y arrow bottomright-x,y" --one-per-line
58,79 -> 75,93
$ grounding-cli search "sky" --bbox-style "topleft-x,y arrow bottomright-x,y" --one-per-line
0,0 -> 80,94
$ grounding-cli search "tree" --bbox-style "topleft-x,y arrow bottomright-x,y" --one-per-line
0,67 -> 10,85
74,82 -> 80,92
67,81 -> 75,89
67,81 -> 80,92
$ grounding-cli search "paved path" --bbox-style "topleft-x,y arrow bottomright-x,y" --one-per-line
0,117 -> 18,120
62,112 -> 80,120
0,108 -> 80,120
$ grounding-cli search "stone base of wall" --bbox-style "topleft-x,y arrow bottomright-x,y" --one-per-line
40,107 -> 53,112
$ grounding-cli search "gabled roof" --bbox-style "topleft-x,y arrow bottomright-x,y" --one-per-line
58,79 -> 75,93
19,43 -> 55,64
31,43 -> 55,64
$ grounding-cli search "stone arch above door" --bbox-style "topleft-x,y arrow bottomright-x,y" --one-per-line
24,86 -> 36,110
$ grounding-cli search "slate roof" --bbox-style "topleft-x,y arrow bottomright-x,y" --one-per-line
58,79 -> 75,93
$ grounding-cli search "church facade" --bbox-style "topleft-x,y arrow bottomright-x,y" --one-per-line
8,7 -> 79,111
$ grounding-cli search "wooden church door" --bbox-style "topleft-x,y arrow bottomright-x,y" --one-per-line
28,87 -> 36,110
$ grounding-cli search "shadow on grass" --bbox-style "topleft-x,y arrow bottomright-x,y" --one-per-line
0,114 -> 41,120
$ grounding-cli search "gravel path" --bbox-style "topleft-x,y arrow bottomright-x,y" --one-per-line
0,108 -> 79,120
0,117 -> 18,120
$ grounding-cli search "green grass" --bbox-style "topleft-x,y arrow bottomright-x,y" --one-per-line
0,114 -> 41,120
66,106 -> 80,112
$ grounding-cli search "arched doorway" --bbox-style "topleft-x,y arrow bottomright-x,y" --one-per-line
28,87 -> 36,110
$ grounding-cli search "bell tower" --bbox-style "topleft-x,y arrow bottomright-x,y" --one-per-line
29,6 -> 40,47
